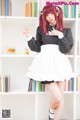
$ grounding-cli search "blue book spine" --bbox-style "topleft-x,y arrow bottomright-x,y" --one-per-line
72,78 -> 74,91
34,80 -> 36,92
74,5 -> 76,18
5,0 -> 9,16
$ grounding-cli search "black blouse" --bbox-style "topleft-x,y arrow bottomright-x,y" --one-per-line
28,26 -> 73,53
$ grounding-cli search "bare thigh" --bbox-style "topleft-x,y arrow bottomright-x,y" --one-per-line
57,80 -> 66,93
47,82 -> 63,101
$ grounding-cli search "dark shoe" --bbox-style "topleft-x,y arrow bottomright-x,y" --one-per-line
49,116 -> 54,120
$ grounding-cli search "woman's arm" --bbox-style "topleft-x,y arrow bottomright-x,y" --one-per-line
58,28 -> 73,53
28,27 -> 42,52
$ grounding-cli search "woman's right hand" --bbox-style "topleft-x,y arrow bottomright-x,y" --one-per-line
23,27 -> 30,38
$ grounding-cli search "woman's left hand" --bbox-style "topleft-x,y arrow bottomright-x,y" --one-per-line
50,30 -> 62,36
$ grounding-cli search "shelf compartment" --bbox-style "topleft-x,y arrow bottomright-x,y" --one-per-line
0,57 -> 34,92
1,94 -> 36,120
0,18 -> 38,55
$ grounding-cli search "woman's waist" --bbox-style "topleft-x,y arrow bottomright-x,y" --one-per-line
41,44 -> 59,51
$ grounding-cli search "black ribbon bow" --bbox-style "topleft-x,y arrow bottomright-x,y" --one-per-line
48,24 -> 56,31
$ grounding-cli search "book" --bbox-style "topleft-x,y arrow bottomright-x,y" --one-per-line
38,82 -> 42,91
25,2 -> 31,17
5,0 -> 9,16
9,0 -> 12,16
64,5 -> 68,18
0,75 -> 2,92
68,5 -> 72,18
68,79 -> 72,91
1,0 -> 5,16
1,75 -> 10,92
71,78 -> 74,91
33,80 -> 36,92
0,0 -> 1,16
72,5 -> 76,18
28,79 -> 32,91
34,2 -> 37,17
64,80 -> 68,91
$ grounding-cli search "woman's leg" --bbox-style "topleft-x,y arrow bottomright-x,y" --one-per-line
54,81 -> 66,120
47,81 -> 65,120
57,80 -> 66,93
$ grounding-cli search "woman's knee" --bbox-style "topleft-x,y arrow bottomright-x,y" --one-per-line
47,82 -> 64,108
51,93 -> 64,108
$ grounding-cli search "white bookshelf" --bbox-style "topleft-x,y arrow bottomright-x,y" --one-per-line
76,1 -> 80,119
0,0 -> 80,120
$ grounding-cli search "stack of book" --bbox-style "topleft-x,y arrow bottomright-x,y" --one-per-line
25,1 -> 38,17
64,78 -> 74,91
0,0 -> 12,16
28,78 -> 74,92
28,79 -> 45,92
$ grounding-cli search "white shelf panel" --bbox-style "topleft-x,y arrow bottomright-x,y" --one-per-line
0,55 -> 75,58
0,16 -> 5,19
0,17 -> 76,21
76,92 -> 80,94
0,91 -> 74,95
0,55 -> 75,59
77,55 -> 80,58
1,91 -> 37,95
38,91 -> 74,94
0,54 -> 36,58
78,18 -> 80,21
0,16 -> 76,22
0,17 -> 38,24
5,16 -> 38,20
67,55 -> 74,58
63,18 -> 76,21
64,91 -> 74,94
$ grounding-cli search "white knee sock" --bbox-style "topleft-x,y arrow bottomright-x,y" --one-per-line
49,107 -> 55,119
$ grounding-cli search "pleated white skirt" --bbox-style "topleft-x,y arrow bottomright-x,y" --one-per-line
26,44 -> 74,82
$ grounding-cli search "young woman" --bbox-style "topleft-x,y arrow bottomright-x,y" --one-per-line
24,4 -> 74,120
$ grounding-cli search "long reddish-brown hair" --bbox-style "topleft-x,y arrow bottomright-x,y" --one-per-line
39,4 -> 64,34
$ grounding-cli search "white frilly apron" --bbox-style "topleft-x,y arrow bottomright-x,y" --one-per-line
26,44 -> 74,82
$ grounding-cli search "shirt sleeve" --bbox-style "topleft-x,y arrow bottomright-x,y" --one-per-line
28,27 -> 42,52
27,36 -> 33,41
58,32 -> 64,39
58,28 -> 73,53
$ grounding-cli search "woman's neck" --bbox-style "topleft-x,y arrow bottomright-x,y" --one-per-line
49,21 -> 56,26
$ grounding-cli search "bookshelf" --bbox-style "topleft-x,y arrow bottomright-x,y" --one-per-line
0,0 -> 80,120
76,0 -> 80,119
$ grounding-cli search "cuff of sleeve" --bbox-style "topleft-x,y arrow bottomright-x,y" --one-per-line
27,36 -> 33,41
48,31 -> 52,35
58,33 -> 64,39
